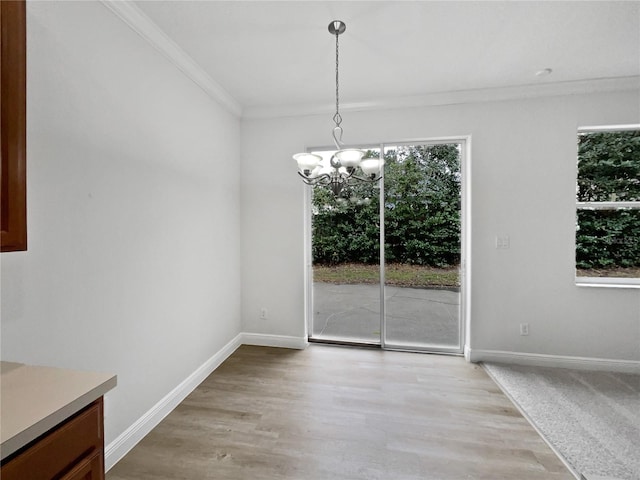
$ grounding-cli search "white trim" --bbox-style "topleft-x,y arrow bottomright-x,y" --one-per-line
576,278 -> 640,289
464,343 -> 472,362
104,338 -> 637,473
304,138 -> 468,354
84,4 -> 640,120
105,333 -> 308,471
468,349 -> 640,374
574,125 -> 640,286
461,136 -> 472,362
303,185 -> 313,342
100,0 -> 242,117
379,144 -> 387,350
576,201 -> 640,210
243,76 -> 640,119
579,124 -> 640,133
104,333 -> 243,471
241,333 -> 309,350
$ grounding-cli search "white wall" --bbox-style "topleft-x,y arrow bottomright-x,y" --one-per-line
0,2 -> 242,446
241,90 -> 640,362
1,1 -> 637,459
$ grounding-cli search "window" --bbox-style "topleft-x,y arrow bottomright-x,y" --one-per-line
575,126 -> 640,287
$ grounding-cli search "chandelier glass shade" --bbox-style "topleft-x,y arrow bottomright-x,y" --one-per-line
293,21 -> 382,196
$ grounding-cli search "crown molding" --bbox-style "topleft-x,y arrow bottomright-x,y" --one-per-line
96,2 -> 639,121
243,76 -> 640,120
101,0 -> 242,117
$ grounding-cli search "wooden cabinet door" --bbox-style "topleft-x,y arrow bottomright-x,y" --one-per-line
60,450 -> 104,480
1,0 -> 27,252
1,400 -> 104,480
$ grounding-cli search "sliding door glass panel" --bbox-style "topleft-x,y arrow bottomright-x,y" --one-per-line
310,148 -> 381,344
383,143 -> 462,350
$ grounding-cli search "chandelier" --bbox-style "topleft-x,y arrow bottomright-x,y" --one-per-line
293,20 -> 382,197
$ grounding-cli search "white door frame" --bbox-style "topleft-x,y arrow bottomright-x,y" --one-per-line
304,136 -> 471,356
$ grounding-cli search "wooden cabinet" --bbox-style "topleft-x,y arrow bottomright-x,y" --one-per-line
1,0 -> 28,252
1,398 -> 105,480
60,450 -> 103,480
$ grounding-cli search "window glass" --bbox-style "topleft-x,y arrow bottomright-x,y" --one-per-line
576,128 -> 640,282
576,210 -> 640,278
577,131 -> 640,202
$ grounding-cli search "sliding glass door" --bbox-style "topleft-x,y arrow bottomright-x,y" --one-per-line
307,139 -> 465,353
308,149 -> 382,344
382,143 -> 462,351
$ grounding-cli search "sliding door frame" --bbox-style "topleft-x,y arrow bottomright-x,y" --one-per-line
304,136 -> 471,355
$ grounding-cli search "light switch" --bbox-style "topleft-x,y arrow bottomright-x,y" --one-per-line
496,235 -> 510,249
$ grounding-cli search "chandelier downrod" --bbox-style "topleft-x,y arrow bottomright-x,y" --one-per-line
330,20 -> 345,148
293,20 -> 382,198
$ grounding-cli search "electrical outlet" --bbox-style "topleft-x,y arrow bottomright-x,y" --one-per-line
520,323 -> 529,336
260,308 -> 268,320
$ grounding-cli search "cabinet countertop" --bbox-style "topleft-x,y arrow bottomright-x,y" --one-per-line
0,361 -> 117,461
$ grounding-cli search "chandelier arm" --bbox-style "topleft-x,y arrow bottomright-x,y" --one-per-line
298,172 -> 332,185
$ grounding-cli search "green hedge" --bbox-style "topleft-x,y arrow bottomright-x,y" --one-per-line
312,132 -> 640,270
312,145 -> 461,267
576,131 -> 640,269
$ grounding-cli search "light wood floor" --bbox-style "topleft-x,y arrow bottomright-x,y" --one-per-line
107,345 -> 574,480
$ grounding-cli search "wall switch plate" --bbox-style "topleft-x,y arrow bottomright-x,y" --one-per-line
520,323 -> 529,336
496,235 -> 510,249
260,308 -> 268,320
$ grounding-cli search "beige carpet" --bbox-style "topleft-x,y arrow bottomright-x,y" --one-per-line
484,363 -> 639,480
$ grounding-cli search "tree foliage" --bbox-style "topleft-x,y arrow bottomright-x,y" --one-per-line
576,210 -> 640,269
576,131 -> 640,269
312,144 -> 461,267
311,132 -> 640,271
577,131 -> 640,202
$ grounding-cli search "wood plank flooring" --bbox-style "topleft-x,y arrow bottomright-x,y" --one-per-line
107,345 -> 574,480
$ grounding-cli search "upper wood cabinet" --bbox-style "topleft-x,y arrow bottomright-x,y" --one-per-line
1,0 -> 27,252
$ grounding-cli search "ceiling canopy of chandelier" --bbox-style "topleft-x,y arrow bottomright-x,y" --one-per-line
293,21 -> 382,197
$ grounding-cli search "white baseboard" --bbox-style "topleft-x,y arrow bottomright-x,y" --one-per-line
104,333 -> 243,471
241,332 -> 308,350
104,332 -> 307,471
469,348 -> 640,374
114,338 -> 635,473
463,343 -> 471,362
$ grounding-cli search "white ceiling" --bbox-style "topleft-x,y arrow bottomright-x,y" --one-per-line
133,1 -> 640,112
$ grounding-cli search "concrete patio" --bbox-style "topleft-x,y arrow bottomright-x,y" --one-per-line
311,283 -> 461,349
